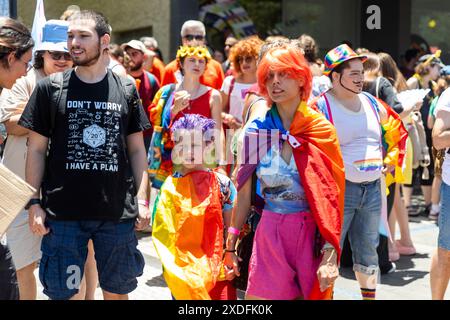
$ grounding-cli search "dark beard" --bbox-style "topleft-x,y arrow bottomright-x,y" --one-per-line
130,61 -> 143,72
72,42 -> 102,67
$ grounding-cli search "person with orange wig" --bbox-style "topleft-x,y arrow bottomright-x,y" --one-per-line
220,36 -> 263,130
223,45 -> 344,300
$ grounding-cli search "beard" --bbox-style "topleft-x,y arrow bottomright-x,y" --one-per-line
71,41 -> 102,67
129,60 -> 143,72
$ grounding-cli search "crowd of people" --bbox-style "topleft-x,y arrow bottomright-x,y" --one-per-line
0,7 -> 450,301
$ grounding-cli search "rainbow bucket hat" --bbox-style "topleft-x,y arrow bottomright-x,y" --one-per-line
323,44 -> 367,76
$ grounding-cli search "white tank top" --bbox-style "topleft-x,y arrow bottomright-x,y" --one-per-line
325,93 -> 383,183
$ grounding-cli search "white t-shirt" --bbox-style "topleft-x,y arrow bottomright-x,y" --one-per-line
220,76 -> 254,123
0,68 -> 45,179
325,93 -> 383,183
436,89 -> 450,185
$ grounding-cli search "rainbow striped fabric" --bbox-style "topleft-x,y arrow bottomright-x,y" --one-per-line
152,171 -> 224,300
148,84 -> 176,189
353,159 -> 384,172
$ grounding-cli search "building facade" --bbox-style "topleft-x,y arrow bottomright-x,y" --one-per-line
16,0 -> 199,62
13,0 -> 450,64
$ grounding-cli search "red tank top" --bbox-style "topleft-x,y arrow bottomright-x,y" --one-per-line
173,89 -> 213,122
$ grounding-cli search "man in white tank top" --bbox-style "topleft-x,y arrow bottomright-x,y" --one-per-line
322,44 -> 389,300
430,87 -> 450,300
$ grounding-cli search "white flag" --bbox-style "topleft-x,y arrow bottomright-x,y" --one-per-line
31,0 -> 46,61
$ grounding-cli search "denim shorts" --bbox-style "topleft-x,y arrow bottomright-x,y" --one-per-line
438,182 -> 450,250
39,219 -> 145,300
341,179 -> 381,275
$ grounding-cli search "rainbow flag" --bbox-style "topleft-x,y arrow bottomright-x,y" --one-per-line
236,101 -> 345,300
152,171 -> 224,300
148,84 -> 176,189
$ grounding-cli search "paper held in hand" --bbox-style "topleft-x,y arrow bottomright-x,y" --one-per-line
0,164 -> 36,237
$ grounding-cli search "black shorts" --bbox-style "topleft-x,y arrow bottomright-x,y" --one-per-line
0,242 -> 19,300
404,157 -> 434,187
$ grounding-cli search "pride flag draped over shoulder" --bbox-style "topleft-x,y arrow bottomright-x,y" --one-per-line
148,84 -> 176,189
152,171 -> 224,300
236,101 -> 345,300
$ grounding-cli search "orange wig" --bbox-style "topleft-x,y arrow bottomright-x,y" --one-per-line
229,36 -> 264,75
257,46 -> 312,104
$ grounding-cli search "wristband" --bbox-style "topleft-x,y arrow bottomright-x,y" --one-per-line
227,226 -> 240,236
225,249 -> 236,253
138,199 -> 149,207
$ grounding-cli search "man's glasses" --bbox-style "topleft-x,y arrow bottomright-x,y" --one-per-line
48,51 -> 72,61
183,34 -> 205,41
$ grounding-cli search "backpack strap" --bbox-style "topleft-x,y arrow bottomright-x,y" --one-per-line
110,70 -> 135,106
49,69 -> 71,137
145,71 -> 158,89
375,77 -> 381,99
244,96 -> 265,124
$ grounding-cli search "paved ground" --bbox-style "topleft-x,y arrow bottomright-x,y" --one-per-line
36,195 -> 449,300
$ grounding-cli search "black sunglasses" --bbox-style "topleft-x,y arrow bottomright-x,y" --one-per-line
183,34 -> 205,41
48,51 -> 72,61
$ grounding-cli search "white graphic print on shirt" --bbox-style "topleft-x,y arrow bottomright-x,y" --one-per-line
66,100 -> 123,172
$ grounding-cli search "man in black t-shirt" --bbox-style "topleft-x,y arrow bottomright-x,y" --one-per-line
19,11 -> 151,300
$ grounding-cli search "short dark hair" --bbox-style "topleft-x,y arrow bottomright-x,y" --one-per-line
0,17 -> 34,68
68,10 -> 111,38
404,48 -> 420,63
33,51 -> 45,70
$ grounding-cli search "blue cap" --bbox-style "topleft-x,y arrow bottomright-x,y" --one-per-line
35,20 -> 69,52
441,65 -> 450,76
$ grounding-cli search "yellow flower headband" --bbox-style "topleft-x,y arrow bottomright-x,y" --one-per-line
176,46 -> 211,61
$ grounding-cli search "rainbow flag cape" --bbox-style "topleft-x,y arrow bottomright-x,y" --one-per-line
236,101 -> 345,300
152,171 -> 224,300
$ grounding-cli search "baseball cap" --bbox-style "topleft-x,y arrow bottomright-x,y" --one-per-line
35,20 -> 69,52
121,40 -> 147,53
323,44 -> 367,76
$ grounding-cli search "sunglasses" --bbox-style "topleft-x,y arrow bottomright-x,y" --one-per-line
48,51 -> 72,61
237,56 -> 255,64
183,34 -> 205,41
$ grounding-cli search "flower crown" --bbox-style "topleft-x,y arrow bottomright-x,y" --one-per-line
176,46 -> 211,61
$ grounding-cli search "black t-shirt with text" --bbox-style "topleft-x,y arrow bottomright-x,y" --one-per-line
19,70 -> 151,221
